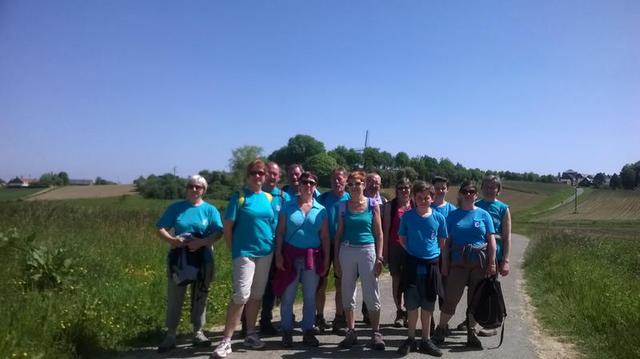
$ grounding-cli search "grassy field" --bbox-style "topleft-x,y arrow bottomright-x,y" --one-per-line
0,187 -> 47,201
535,188 -> 640,221
26,184 -> 137,200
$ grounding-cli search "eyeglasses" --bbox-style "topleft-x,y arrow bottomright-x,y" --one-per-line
249,170 -> 266,177
187,184 -> 204,191
460,189 -> 477,195
397,186 -> 410,191
347,182 -> 363,187
301,179 -> 317,186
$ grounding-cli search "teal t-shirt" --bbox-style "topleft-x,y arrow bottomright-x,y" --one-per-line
225,189 -> 276,259
156,200 -> 223,238
281,199 -> 327,249
318,190 -> 350,240
266,186 -> 291,232
446,207 -> 495,262
398,209 -> 448,261
475,199 -> 509,261
341,200 -> 376,245
431,202 -> 457,219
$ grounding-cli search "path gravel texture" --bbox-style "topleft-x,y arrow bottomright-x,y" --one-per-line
120,234 -> 538,359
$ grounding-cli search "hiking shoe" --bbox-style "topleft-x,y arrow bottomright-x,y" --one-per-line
339,329 -> 358,348
478,328 -> 498,337
393,309 -> 404,328
302,330 -> 320,347
193,330 -> 211,347
157,334 -> 176,353
282,331 -> 293,348
332,316 -> 348,336
315,315 -> 330,333
211,339 -> 232,358
370,331 -> 386,351
431,325 -> 446,345
456,319 -> 468,331
419,339 -> 443,357
397,337 -> 417,355
243,333 -> 266,349
260,321 -> 279,335
467,328 -> 483,349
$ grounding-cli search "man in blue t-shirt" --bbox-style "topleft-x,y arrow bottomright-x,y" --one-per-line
282,163 -> 320,199
316,167 -> 350,334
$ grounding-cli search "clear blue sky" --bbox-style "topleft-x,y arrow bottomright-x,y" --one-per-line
2,1 -> 638,183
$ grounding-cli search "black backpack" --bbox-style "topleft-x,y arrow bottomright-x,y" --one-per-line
470,276 -> 507,347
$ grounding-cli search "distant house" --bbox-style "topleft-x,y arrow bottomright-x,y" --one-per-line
6,176 -> 38,188
560,169 -> 584,186
69,179 -> 93,186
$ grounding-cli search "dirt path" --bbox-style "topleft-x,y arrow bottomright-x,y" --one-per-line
117,233 -> 578,359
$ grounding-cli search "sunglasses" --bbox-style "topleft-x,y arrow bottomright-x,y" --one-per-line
460,189 -> 477,195
249,170 -> 266,177
186,184 -> 204,191
301,179 -> 317,186
347,182 -> 363,187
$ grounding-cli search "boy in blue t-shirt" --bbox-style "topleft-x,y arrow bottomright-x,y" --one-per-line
396,181 -> 447,357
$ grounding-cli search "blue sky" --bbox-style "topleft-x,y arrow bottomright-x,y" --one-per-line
1,1 -> 638,183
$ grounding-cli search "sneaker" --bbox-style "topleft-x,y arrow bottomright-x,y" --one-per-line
478,328 -> 498,337
260,321 -> 279,335
193,330 -> 211,347
456,319 -> 468,331
338,329 -> 358,348
315,315 -> 330,333
282,331 -> 293,348
419,339 -> 443,357
243,333 -> 266,349
397,337 -> 417,355
302,330 -> 320,347
467,328 -> 483,349
157,334 -> 176,353
370,331 -> 385,351
211,340 -> 232,358
431,325 -> 446,345
332,315 -> 348,336
393,309 -> 404,328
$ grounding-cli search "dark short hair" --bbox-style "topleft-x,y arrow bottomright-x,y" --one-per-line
395,177 -> 412,193
431,176 -> 449,186
413,180 -> 434,195
287,163 -> 303,173
482,175 -> 502,192
459,179 -> 478,193
299,171 -> 318,184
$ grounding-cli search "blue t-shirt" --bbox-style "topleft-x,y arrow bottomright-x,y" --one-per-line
318,190 -> 350,240
431,202 -> 457,219
281,199 -> 327,249
341,200 -> 376,245
156,200 -> 223,238
225,189 -> 276,259
265,186 -> 291,232
475,199 -> 509,261
446,207 -> 495,262
398,209 -> 448,261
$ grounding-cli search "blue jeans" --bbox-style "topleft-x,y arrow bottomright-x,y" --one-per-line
280,257 -> 320,332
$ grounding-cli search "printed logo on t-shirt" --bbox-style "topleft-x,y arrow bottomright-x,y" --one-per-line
474,221 -> 481,228
202,219 -> 209,226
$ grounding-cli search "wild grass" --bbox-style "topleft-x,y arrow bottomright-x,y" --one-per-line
523,226 -> 640,358
0,188 -> 45,201
0,198 -> 232,358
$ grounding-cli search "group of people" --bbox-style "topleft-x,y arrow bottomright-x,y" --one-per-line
155,160 -> 512,358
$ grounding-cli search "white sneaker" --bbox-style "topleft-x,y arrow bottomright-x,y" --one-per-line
193,330 -> 211,346
243,333 -> 265,349
211,340 -> 232,358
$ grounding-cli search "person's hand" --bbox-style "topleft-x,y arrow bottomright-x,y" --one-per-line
186,237 -> 206,252
275,253 -> 285,271
499,261 -> 510,276
487,263 -> 497,277
170,236 -> 184,248
374,260 -> 383,277
334,261 -> 342,278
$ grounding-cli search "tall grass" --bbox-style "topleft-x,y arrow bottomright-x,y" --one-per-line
0,198 -> 232,358
523,228 -> 640,358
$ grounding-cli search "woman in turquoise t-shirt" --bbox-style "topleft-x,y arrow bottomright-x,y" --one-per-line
432,180 -> 497,350
334,171 -> 385,350
477,175 -> 511,276
155,175 -> 223,353
213,160 -> 276,358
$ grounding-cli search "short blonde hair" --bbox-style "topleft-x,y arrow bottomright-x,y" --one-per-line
187,174 -> 208,192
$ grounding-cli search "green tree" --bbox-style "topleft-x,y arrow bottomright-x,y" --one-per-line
269,134 -> 325,166
620,164 -> 637,190
363,147 -> 383,170
592,173 -> 606,188
304,153 -> 338,187
394,152 -> 410,168
94,177 -> 115,185
229,145 -> 263,182
396,167 -> 418,182
328,146 -> 362,169
57,172 -> 69,186
609,173 -> 621,189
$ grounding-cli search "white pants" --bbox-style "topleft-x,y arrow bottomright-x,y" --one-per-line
339,243 -> 381,311
231,253 -> 273,304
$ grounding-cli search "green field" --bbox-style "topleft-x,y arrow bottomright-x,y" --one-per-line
0,187 -> 47,201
